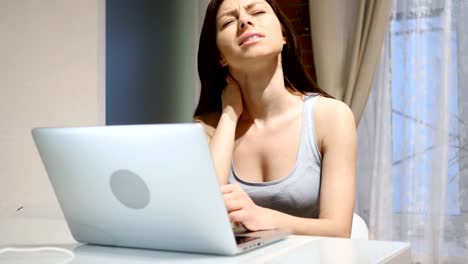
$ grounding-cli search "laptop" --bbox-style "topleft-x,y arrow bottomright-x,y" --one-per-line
32,123 -> 289,255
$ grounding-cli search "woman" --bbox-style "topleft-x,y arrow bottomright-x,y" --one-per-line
194,0 -> 356,238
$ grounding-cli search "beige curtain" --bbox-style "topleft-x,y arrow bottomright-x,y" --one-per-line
308,0 -> 392,124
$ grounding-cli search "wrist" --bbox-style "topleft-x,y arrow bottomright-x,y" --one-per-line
221,106 -> 241,122
262,207 -> 280,230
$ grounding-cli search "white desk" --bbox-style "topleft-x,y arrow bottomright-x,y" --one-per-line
0,216 -> 411,263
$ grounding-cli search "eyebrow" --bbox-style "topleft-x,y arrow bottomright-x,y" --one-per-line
217,2 -> 267,19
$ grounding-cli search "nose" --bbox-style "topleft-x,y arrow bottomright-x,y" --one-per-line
238,15 -> 253,30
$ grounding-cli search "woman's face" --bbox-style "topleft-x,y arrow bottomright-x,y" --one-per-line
215,0 -> 285,69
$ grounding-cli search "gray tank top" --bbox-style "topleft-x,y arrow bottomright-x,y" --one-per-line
229,95 -> 322,218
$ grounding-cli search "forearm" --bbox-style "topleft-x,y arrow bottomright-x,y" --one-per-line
267,208 -> 351,238
209,110 -> 238,185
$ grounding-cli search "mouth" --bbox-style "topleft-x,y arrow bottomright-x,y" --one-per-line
238,33 -> 265,46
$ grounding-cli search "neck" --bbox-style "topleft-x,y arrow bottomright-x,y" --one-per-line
228,56 -> 302,123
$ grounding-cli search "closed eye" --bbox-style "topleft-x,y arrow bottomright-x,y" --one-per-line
222,20 -> 235,28
252,10 -> 266,15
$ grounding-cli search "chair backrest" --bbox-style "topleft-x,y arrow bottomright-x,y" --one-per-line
350,213 -> 369,239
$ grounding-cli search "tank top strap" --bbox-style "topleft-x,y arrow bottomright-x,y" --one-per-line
300,94 -> 322,163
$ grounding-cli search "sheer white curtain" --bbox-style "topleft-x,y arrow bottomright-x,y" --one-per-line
357,0 -> 468,262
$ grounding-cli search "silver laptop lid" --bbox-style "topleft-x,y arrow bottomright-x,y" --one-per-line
32,124 -> 239,255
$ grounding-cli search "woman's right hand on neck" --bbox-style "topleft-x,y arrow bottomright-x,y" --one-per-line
221,74 -> 243,121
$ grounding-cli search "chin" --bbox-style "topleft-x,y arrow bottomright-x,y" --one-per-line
246,49 -> 281,61
235,54 -> 282,72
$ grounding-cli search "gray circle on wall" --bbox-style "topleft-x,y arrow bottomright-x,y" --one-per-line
110,169 -> 150,209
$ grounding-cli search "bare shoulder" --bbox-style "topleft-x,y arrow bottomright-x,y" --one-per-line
314,97 -> 357,151
193,112 -> 221,140
314,96 -> 356,128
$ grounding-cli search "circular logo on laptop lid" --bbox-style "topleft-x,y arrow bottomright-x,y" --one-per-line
110,169 -> 150,209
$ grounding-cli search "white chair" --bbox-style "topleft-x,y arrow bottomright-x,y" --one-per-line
350,213 -> 369,239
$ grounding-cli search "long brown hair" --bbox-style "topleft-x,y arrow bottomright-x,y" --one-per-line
194,0 -> 331,117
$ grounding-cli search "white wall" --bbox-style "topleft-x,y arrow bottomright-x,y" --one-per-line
0,0 -> 105,220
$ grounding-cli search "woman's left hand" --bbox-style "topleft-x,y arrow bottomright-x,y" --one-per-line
221,184 -> 276,231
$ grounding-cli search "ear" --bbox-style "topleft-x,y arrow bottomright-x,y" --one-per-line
219,57 -> 228,67
281,26 -> 287,44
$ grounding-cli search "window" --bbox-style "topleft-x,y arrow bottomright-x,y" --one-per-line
390,8 -> 460,214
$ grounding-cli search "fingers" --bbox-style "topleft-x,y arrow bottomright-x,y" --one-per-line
226,73 -> 235,83
224,198 -> 243,212
220,184 -> 241,194
220,184 -> 234,194
223,185 -> 243,211
229,209 -> 247,223
222,184 -> 247,213
226,74 -> 234,84
226,74 -> 240,88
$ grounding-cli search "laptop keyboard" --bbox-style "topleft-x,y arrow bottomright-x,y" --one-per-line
235,235 -> 260,244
